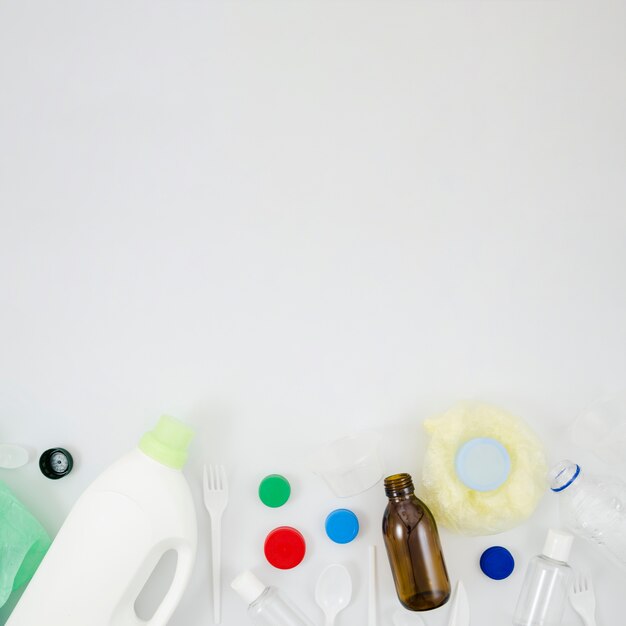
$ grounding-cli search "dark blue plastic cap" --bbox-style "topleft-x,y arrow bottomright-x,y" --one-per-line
325,509 -> 360,544
480,546 -> 515,580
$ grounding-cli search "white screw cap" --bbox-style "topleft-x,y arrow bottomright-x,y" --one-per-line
542,528 -> 574,562
231,570 -> 267,606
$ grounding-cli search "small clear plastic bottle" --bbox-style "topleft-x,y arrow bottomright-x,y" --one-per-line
231,570 -> 316,626
513,529 -> 573,626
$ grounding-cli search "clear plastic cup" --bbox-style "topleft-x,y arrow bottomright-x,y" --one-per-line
571,391 -> 626,473
310,431 -> 384,498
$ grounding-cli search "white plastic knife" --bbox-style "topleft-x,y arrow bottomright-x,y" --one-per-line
368,545 -> 377,626
447,580 -> 470,626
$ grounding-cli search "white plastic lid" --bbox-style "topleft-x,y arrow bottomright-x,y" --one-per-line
231,570 -> 267,605
0,444 -> 29,469
542,529 -> 573,562
455,437 -> 511,492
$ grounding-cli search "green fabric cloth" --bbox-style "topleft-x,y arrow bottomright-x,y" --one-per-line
0,481 -> 50,608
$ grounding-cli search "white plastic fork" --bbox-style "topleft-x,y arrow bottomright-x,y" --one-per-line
203,464 -> 229,624
569,574 -> 597,626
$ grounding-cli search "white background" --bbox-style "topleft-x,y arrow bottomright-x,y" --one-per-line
1,1 -> 626,625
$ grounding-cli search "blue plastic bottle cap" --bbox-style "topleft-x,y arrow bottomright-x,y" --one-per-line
325,509 -> 360,544
480,546 -> 515,580
455,437 -> 511,491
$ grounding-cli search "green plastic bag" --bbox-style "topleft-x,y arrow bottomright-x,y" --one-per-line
0,481 -> 51,608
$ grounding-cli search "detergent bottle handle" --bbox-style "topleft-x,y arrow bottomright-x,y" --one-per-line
138,540 -> 196,626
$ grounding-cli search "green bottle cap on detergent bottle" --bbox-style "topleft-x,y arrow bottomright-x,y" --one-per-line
139,415 -> 194,469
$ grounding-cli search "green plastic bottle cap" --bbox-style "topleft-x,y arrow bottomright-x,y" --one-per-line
259,474 -> 291,508
139,415 -> 194,469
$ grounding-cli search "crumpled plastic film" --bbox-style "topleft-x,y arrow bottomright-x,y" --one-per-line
420,402 -> 547,536
0,481 -> 51,608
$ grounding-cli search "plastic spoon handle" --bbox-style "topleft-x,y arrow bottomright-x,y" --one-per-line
325,616 -> 335,626
211,515 -> 222,623
368,545 -> 377,626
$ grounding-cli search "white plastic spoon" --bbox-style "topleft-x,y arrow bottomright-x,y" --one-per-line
315,564 -> 353,626
392,608 -> 426,626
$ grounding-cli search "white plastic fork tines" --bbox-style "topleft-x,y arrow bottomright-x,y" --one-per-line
569,574 -> 597,626
203,464 -> 229,624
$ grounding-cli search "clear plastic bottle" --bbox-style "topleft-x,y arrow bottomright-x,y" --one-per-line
231,570 -> 316,626
549,459 -> 626,570
513,529 -> 573,626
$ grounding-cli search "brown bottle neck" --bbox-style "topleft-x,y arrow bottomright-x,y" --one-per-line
384,473 -> 415,499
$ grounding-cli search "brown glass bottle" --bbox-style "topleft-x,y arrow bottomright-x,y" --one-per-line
382,473 -> 451,611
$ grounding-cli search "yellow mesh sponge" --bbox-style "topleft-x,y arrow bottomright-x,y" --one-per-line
420,402 -> 547,535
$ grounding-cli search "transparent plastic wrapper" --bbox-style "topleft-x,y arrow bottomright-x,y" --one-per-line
570,391 -> 626,475
310,432 -> 384,498
420,402 -> 547,535
0,481 -> 51,608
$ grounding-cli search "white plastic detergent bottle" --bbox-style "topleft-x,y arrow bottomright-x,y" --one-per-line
7,416 -> 198,626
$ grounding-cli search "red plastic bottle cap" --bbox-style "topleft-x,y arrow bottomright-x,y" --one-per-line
264,526 -> 306,570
